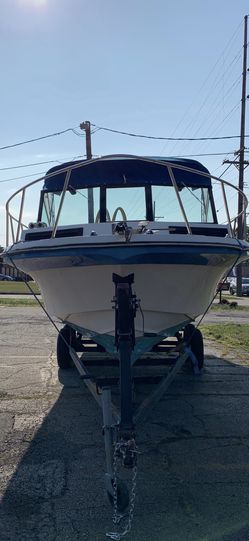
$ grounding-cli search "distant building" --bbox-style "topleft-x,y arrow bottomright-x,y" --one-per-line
0,254 -> 31,281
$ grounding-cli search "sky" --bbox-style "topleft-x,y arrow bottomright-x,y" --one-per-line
0,0 -> 249,246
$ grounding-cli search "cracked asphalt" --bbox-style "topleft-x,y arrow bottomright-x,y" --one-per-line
1,306 -> 249,540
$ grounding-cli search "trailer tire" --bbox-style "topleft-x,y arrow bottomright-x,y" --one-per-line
184,324 -> 204,370
57,326 -> 74,369
107,478 -> 129,512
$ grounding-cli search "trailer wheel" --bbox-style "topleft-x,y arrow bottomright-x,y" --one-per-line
107,478 -> 129,512
184,324 -> 204,370
57,325 -> 74,369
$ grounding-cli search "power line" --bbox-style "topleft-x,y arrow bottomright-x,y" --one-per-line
0,171 -> 47,183
219,162 -> 234,178
175,74 -> 241,157
91,127 -> 102,135
0,160 -> 60,172
172,151 -> 237,158
189,80 -> 241,141
0,127 -> 78,151
72,129 -> 85,138
191,102 -> 241,157
176,49 -> 242,142
73,127 -> 101,136
91,123 -> 248,141
167,26 -> 244,158
0,155 -> 103,183
0,147 -> 244,182
0,150 -> 238,181
200,102 -> 241,141
162,20 -> 243,145
0,155 -> 87,172
166,50 -> 243,156
0,122 -> 248,156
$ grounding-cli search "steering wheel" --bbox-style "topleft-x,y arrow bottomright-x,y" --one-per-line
95,207 -> 127,222
112,207 -> 127,221
95,209 -> 111,223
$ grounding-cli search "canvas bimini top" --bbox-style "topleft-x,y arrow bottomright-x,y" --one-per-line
43,156 -> 212,192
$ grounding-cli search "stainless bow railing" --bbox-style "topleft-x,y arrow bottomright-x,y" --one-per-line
5,154 -> 248,246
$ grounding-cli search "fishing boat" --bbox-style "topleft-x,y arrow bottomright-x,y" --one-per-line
4,154 -> 249,519
4,155 -> 249,355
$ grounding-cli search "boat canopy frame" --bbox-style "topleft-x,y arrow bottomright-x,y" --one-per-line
5,154 -> 248,245
42,156 -> 212,192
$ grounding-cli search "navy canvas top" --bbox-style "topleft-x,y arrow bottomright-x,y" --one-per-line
43,156 -> 211,192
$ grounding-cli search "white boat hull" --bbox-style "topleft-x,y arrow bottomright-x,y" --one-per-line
30,262 -> 228,337
6,227 -> 248,341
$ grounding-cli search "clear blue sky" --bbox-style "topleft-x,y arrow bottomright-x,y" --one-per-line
0,0 -> 248,246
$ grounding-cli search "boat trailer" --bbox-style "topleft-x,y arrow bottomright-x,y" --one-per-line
57,274 -> 203,537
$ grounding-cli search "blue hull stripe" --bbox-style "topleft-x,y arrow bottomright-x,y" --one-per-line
9,244 -> 242,267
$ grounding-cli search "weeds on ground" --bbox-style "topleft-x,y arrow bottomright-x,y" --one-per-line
201,323 -> 249,354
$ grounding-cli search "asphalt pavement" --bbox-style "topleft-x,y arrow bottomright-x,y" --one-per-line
1,306 -> 249,540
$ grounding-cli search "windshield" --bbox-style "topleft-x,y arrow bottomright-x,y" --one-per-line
40,184 -> 215,226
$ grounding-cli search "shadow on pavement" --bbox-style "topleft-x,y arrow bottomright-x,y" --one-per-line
1,354 -> 249,541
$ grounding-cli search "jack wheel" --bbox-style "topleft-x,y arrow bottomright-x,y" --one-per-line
57,325 -> 75,369
107,478 -> 129,512
184,324 -> 204,370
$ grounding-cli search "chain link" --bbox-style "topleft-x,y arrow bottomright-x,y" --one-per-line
113,440 -> 121,526
106,438 -> 138,540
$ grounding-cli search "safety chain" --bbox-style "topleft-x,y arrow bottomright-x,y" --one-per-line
106,438 -> 138,540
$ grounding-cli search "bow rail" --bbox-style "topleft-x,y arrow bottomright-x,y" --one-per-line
5,154 -> 248,246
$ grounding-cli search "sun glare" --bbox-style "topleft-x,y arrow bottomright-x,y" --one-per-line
19,0 -> 47,7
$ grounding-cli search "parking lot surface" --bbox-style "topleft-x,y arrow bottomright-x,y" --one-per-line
1,306 -> 249,541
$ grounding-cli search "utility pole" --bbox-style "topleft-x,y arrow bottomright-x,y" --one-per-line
222,15 -> 248,295
80,120 -> 94,223
237,14 -> 248,295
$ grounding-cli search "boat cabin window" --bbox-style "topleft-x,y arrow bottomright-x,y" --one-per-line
41,187 -> 100,226
152,185 -> 214,222
106,187 -> 146,222
40,183 -> 215,226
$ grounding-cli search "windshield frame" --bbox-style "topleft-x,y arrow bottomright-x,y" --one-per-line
38,183 -> 218,225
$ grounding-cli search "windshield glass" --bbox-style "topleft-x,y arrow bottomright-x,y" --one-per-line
152,185 -> 214,222
41,188 -> 100,226
106,187 -> 146,221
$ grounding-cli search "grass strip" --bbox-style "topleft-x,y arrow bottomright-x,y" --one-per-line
221,294 -> 242,300
200,323 -> 249,353
0,282 -> 40,294
0,298 -> 42,307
